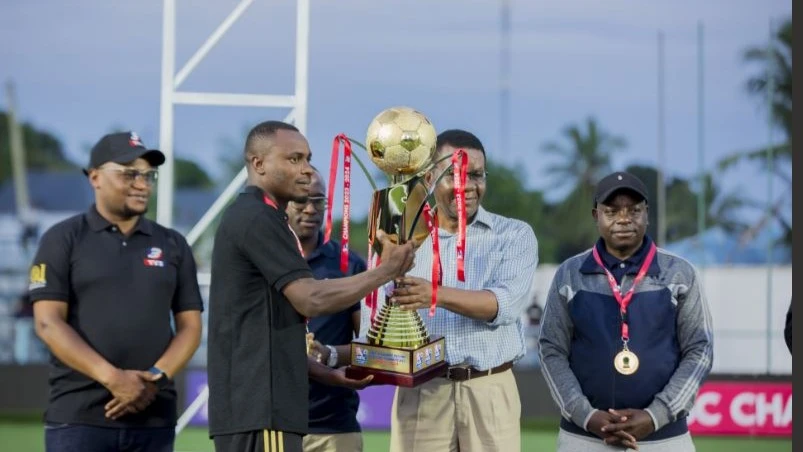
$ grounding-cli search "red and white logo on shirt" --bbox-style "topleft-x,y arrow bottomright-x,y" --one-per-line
144,247 -> 164,267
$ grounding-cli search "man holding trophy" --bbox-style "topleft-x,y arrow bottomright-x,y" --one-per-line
350,122 -> 538,451
389,129 -> 537,451
206,120 -> 416,452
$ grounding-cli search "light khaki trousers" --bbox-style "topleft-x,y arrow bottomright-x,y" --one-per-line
390,369 -> 521,452
302,432 -> 363,452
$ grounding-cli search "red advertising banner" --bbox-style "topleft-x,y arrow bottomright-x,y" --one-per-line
688,381 -> 792,436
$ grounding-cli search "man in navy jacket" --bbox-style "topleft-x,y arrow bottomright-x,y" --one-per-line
539,171 -> 713,451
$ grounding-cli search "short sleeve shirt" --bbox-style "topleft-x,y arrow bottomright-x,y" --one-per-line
28,206 -> 203,428
207,186 -> 313,436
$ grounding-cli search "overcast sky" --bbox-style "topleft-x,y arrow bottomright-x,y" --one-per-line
0,0 -> 791,217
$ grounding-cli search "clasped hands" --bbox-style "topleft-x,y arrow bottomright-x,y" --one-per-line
587,408 -> 655,450
103,368 -> 163,420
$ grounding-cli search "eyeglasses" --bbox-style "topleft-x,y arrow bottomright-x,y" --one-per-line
598,204 -> 646,220
289,196 -> 327,211
442,168 -> 488,183
99,167 -> 159,185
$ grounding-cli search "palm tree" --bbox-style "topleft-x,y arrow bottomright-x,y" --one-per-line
716,16 -> 792,254
719,17 -> 792,174
537,118 -> 626,261
625,164 -> 750,242
541,117 -> 627,196
745,18 -> 792,143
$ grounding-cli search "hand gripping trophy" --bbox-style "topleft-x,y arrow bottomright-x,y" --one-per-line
327,106 -> 468,387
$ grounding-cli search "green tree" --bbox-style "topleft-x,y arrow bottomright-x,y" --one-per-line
541,117 -> 627,196
538,117 -> 627,261
542,183 -> 598,262
719,16 -> 792,174
483,159 -> 554,262
330,218 -> 370,260
625,164 -> 750,243
745,17 -> 792,145
0,111 -> 78,184
716,16 -> 792,251
174,158 -> 214,189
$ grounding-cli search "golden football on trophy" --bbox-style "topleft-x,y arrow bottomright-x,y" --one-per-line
365,106 -> 437,177
345,106 -> 448,387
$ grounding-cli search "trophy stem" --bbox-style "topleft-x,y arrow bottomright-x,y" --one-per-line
367,299 -> 429,349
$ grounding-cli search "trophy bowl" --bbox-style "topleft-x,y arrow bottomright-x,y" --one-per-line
344,106 -> 448,387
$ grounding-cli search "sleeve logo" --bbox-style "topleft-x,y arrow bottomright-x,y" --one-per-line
29,264 -> 47,290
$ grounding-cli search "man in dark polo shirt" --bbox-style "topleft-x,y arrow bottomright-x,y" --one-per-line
285,169 -> 366,452
207,121 -> 415,452
29,131 -> 204,452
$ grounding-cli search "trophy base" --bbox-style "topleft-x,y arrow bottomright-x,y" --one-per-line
345,336 -> 447,388
346,360 -> 448,387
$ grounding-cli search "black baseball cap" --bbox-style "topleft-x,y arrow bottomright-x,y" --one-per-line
83,132 -> 165,175
594,171 -> 649,205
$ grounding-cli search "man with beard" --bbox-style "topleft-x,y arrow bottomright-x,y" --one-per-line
29,131 -> 204,452
207,121 -> 416,452
285,168 -> 367,452
539,171 -> 713,451
384,129 -> 538,452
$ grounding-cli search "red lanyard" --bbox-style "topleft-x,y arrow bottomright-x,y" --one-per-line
324,134 -> 352,274
263,195 -> 304,257
591,243 -> 656,341
451,150 -> 467,282
422,204 -> 441,317
263,193 -> 308,328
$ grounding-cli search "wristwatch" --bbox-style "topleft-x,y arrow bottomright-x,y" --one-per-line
325,345 -> 338,368
148,366 -> 169,390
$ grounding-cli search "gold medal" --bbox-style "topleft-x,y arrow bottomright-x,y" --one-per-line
614,349 -> 639,375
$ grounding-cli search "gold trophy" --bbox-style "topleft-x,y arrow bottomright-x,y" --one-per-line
344,106 -> 448,387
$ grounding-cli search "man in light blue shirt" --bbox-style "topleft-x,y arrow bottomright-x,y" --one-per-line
370,129 -> 538,452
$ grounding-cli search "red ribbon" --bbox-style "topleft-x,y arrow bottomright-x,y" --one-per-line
422,204 -> 441,317
366,252 -> 380,323
325,134 -> 352,274
324,138 -> 338,243
591,243 -> 657,342
452,150 -> 468,282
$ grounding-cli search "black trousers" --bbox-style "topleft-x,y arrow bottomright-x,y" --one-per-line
214,429 -> 303,452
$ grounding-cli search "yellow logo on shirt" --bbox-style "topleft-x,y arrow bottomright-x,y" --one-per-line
29,263 -> 47,290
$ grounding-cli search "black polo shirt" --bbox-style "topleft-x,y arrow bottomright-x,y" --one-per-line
207,185 -> 313,437
28,205 -> 203,428
306,234 -> 365,434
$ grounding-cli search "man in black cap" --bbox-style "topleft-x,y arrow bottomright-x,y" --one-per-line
29,131 -> 204,452
539,171 -> 713,451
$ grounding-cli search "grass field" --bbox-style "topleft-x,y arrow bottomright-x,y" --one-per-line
0,422 -> 791,452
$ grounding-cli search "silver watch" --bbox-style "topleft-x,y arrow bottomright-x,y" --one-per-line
326,345 -> 338,368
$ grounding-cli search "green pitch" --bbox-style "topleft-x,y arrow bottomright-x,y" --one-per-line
1,423 -> 791,452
